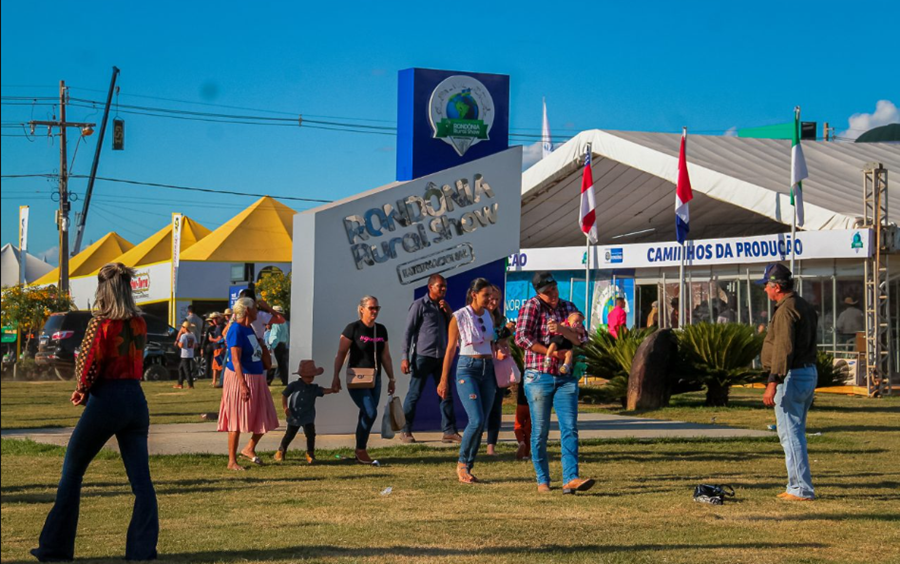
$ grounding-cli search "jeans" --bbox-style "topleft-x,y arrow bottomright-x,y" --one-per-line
348,374 -> 382,451
178,358 -> 195,386
402,355 -> 456,434
486,385 -> 505,445
524,369 -> 580,485
455,357 -> 496,468
775,365 -> 818,498
279,423 -> 316,454
33,380 -> 159,561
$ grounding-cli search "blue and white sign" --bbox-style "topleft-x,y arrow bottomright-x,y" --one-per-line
397,68 -> 509,181
508,230 -> 873,271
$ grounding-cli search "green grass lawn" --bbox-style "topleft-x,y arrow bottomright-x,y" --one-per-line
1,381 -> 226,429
2,384 -> 899,563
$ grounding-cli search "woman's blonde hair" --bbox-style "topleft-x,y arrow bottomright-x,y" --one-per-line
232,297 -> 255,321
357,295 -> 378,318
93,262 -> 141,320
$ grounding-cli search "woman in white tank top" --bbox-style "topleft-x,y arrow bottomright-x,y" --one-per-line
438,278 -> 497,484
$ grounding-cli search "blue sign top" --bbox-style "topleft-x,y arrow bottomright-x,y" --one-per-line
397,68 -> 510,181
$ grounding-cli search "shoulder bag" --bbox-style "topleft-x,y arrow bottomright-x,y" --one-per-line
346,323 -> 377,389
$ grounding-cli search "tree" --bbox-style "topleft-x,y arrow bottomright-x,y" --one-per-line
1,284 -> 75,352
256,271 -> 291,315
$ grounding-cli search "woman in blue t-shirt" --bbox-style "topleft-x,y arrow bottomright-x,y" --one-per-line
217,297 -> 280,470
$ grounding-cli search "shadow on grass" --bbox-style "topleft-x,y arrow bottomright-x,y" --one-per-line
1,473 -> 386,504
739,513 -> 899,522
1,541 -> 831,563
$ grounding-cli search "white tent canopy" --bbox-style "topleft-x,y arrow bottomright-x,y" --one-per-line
1,244 -> 53,287
521,130 -> 900,248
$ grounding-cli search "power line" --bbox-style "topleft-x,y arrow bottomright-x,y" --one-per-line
1,172 -> 333,203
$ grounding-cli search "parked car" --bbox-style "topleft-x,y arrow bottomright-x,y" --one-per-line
38,311 -> 180,381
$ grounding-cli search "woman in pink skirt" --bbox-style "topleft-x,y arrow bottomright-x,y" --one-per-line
218,297 -> 279,470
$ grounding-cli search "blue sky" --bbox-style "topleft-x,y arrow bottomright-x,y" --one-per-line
3,0 -> 898,264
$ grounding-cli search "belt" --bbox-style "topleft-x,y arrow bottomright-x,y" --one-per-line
464,354 -> 493,359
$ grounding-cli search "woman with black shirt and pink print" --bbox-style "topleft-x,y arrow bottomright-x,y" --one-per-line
332,295 -> 396,465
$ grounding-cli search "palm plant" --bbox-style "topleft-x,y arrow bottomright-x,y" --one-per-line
677,322 -> 766,406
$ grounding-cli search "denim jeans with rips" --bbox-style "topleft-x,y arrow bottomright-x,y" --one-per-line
455,356 -> 496,468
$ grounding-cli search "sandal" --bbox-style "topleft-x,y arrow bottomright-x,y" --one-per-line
240,453 -> 263,465
457,463 -> 478,484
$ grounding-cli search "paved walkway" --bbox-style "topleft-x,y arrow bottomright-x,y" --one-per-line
1,412 -> 769,455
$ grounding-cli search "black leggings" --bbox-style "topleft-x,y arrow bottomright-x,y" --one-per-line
279,423 -> 316,454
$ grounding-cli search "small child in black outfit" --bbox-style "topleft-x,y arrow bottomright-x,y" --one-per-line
274,360 -> 335,464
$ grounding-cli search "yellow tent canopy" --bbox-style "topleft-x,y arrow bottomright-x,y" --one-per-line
31,232 -> 134,286
105,216 -> 211,271
181,196 -> 296,262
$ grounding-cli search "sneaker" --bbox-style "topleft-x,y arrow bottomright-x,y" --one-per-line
399,432 -> 416,444
305,452 -> 315,465
172,384 -> 183,389
537,483 -> 551,493
562,478 -> 596,495
274,450 -> 284,462
441,433 -> 462,444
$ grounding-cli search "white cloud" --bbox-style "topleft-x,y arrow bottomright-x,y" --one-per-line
724,126 -> 738,137
521,142 -> 545,171
38,245 -> 59,266
840,100 -> 899,140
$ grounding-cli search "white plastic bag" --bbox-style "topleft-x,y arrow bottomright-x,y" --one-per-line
380,404 -> 395,439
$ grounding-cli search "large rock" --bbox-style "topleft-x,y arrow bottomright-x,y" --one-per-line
627,329 -> 676,411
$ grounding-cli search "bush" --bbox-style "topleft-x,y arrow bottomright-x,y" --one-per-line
815,350 -> 841,388
677,322 -> 766,406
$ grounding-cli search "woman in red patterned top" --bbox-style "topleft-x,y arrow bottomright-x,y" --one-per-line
31,263 -> 159,563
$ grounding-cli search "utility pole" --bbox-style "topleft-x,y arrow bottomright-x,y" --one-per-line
29,81 -> 94,295
74,66 -> 120,255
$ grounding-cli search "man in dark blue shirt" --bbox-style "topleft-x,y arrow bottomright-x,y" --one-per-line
400,274 -> 460,443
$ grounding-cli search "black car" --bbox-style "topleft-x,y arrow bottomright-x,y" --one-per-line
38,311 -> 180,381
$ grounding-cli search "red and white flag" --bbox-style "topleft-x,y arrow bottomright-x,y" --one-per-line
581,148 -> 598,243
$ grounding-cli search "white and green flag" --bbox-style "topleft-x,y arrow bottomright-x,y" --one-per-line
791,107 -> 808,227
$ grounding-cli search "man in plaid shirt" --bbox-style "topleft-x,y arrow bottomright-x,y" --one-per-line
515,271 -> 595,495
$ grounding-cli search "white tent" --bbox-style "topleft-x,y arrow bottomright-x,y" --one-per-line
522,130 -> 900,248
1,244 -> 53,287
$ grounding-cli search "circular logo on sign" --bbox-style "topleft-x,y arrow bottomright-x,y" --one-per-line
429,75 -> 495,157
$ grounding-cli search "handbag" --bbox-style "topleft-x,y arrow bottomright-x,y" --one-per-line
693,484 -> 735,505
346,323 -> 378,389
380,407 -> 395,439
388,394 -> 406,431
493,343 -> 520,388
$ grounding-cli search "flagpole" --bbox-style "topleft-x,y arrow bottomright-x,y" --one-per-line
790,106 -> 800,273
585,234 -> 590,330
679,244 -> 685,329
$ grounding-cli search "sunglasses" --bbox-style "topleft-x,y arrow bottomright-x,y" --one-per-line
366,306 -> 382,312
477,317 -> 486,333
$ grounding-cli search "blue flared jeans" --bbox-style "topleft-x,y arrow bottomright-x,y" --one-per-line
523,369 -> 580,486
775,365 -> 817,498
33,379 -> 159,561
455,356 -> 496,468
